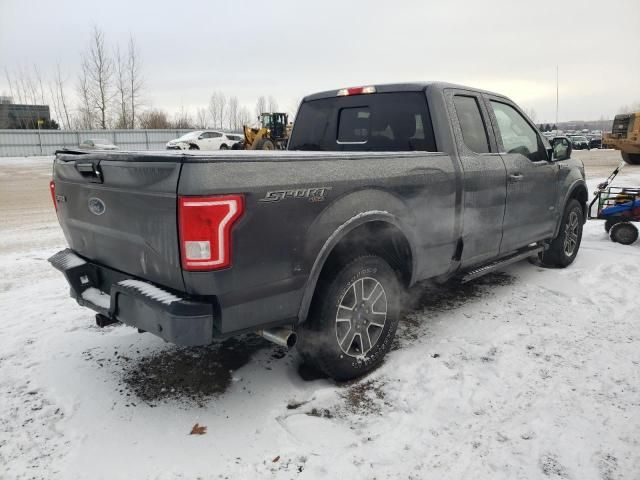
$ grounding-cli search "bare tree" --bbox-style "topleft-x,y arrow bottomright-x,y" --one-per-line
127,35 -> 143,128
139,108 -> 171,129
227,96 -> 239,130
255,95 -> 266,118
172,106 -> 193,129
50,64 -> 72,129
208,92 -> 220,129
195,107 -> 208,128
76,60 -> 94,129
238,106 -> 252,130
208,91 -> 228,129
4,66 -> 48,127
114,45 -> 129,128
82,26 -> 115,129
267,95 -> 278,112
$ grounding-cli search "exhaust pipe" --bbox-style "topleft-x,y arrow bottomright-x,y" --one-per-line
256,327 -> 297,349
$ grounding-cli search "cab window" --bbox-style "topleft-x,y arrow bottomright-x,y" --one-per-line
453,95 -> 490,153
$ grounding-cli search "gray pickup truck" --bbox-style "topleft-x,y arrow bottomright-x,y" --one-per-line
49,82 -> 587,380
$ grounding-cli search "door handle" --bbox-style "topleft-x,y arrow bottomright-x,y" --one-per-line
509,173 -> 524,183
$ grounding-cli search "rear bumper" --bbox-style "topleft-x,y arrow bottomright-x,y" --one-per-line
48,249 -> 215,346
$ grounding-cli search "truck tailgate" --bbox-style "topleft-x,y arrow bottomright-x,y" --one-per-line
53,152 -> 184,291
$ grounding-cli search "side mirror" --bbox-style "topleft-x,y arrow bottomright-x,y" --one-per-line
552,138 -> 572,161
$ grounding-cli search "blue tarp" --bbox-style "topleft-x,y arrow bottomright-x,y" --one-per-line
601,199 -> 640,216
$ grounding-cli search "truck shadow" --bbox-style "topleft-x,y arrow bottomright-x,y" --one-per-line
113,272 -> 515,405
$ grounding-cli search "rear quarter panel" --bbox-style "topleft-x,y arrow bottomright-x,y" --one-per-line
179,151 -> 457,331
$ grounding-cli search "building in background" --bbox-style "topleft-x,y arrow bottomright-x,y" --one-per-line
0,96 -> 54,129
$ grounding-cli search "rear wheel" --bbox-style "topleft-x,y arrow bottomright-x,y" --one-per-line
539,199 -> 584,268
298,255 -> 402,381
609,222 -> 638,245
219,144 -> 228,150
622,153 -> 640,165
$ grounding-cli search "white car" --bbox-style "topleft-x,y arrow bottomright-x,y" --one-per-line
79,138 -> 118,150
165,131 -> 236,151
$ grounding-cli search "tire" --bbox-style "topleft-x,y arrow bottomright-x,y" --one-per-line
609,222 -> 638,245
539,199 -> 584,268
188,144 -> 199,150
219,144 -> 228,150
231,142 -> 244,150
254,138 -> 275,150
621,153 -> 640,165
298,255 -> 402,381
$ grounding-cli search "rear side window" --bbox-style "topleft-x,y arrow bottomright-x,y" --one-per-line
288,92 -> 437,152
453,95 -> 490,153
338,108 -> 370,143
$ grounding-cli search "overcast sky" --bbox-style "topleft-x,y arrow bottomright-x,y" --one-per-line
1,0 -> 638,123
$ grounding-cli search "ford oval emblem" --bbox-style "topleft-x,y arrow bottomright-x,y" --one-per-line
88,197 -> 106,216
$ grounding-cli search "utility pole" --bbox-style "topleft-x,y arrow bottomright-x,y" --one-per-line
556,65 -> 559,129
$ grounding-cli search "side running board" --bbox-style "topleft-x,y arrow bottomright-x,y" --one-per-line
460,245 -> 544,283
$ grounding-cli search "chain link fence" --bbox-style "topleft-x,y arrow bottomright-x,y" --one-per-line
0,129 -> 200,157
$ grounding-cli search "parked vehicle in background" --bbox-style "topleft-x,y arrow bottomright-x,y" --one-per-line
79,139 -> 118,150
603,112 -> 640,165
49,82 -> 587,381
165,131 -> 235,151
589,136 -> 602,149
225,134 -> 244,148
569,135 -> 590,150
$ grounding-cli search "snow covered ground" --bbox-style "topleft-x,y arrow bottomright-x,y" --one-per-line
0,153 -> 639,479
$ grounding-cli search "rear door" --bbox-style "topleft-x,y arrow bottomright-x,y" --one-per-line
446,89 -> 507,267
484,96 -> 558,253
53,152 -> 184,290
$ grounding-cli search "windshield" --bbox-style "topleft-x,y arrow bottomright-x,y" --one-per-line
288,92 -> 437,152
572,136 -> 587,142
176,131 -> 202,141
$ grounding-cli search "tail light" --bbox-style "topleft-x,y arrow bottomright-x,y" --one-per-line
336,86 -> 376,96
178,195 -> 244,271
49,179 -> 57,212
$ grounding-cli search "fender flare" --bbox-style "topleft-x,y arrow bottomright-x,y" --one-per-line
296,210 -> 418,324
554,179 -> 588,237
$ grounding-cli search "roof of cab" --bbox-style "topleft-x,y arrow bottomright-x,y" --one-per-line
302,81 -> 506,102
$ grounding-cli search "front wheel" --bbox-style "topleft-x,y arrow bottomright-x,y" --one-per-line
298,255 -> 402,381
539,199 -> 584,268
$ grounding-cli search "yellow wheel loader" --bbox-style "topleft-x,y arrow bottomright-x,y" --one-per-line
233,112 -> 291,150
604,112 -> 640,165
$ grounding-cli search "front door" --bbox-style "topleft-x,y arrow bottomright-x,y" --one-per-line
484,96 -> 558,253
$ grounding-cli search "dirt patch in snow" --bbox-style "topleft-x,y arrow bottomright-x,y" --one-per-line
83,335 -> 279,406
